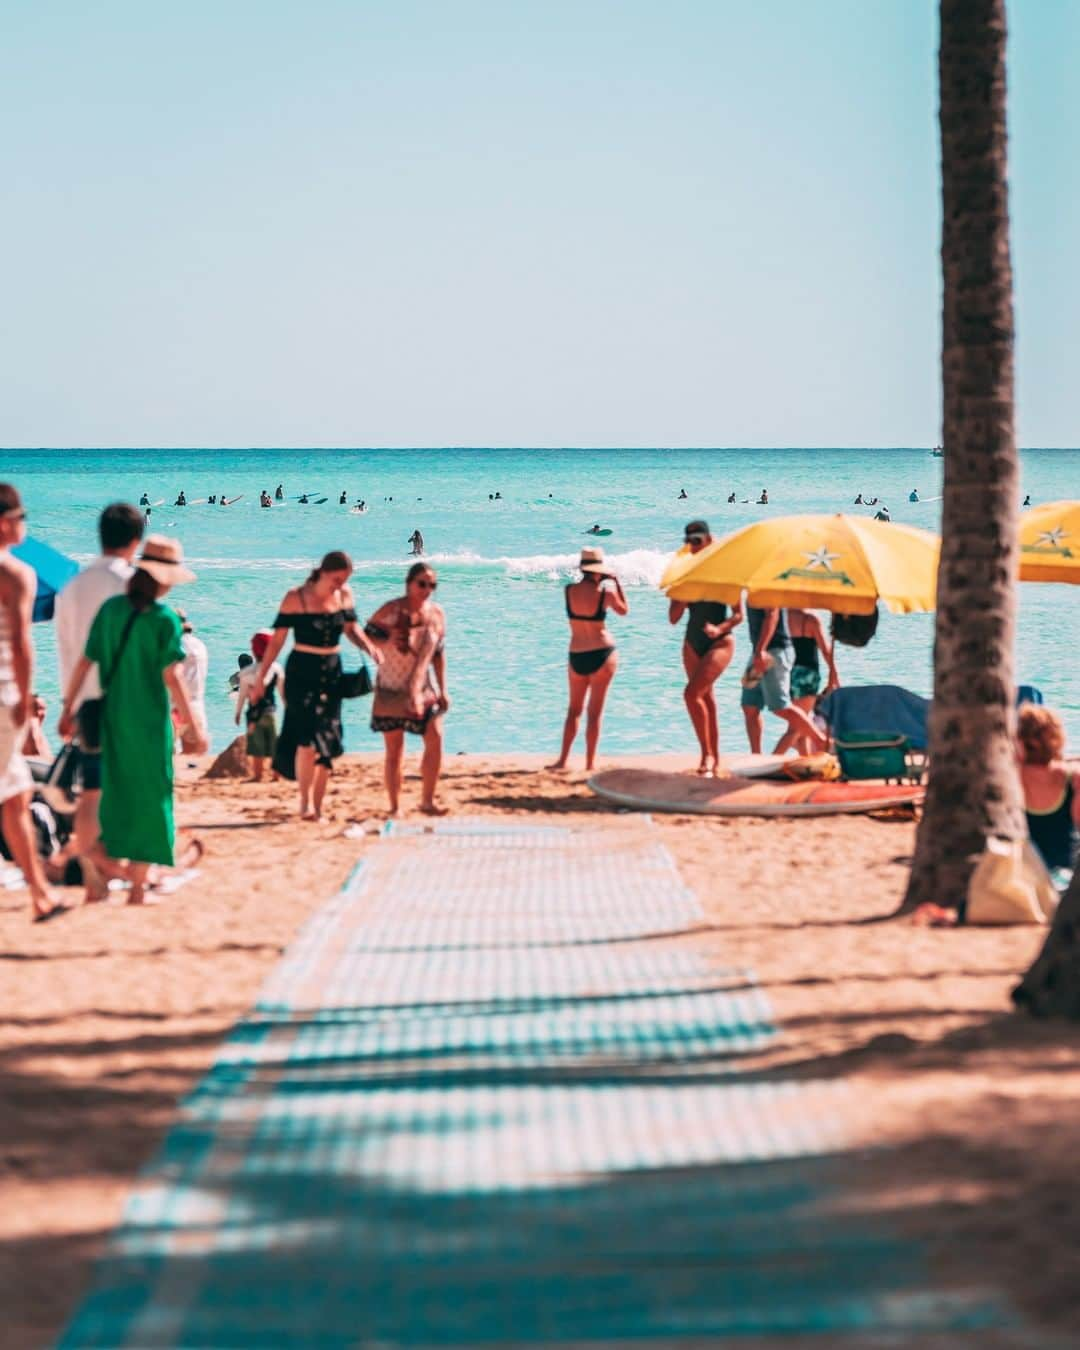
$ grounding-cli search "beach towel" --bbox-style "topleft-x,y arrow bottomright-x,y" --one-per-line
817,684 -> 930,752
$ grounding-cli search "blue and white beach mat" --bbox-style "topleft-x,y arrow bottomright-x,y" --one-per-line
60,819 -> 1010,1346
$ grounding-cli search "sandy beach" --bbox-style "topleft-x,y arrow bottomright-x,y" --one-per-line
3,750 -> 1080,1347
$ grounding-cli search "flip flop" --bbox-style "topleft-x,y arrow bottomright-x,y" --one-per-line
33,902 -> 70,924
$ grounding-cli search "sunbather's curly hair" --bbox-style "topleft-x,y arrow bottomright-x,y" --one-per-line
1017,703 -> 1065,765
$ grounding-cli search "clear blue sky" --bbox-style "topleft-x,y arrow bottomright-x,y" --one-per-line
2,0 -> 1075,448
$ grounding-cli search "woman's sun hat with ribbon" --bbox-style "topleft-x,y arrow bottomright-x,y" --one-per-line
579,546 -> 609,575
138,535 -> 196,586
1018,500 -> 1080,585
660,513 -> 940,615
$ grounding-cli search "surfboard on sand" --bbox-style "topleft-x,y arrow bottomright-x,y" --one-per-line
588,767 -> 923,817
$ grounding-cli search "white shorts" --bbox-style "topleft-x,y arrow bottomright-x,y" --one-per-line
0,704 -> 33,805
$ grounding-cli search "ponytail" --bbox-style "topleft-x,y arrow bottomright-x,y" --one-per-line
127,567 -> 162,613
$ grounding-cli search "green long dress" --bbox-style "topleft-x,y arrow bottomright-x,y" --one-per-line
85,596 -> 185,865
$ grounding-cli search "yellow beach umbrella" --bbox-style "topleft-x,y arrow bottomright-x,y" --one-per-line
660,514 -> 940,615
1018,500 -> 1080,584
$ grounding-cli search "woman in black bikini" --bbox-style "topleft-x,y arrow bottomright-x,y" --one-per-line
548,546 -> 628,772
365,562 -> 449,816
667,520 -> 743,777
252,550 -> 381,820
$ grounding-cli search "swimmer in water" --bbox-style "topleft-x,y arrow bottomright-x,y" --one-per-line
909,489 -> 920,503
339,491 -> 347,505
208,495 -> 216,504
298,493 -> 309,504
874,505 -> 891,521
1023,494 -> 1031,506
275,484 -> 284,500
355,499 -> 366,511
757,489 -> 769,505
678,488 -> 688,500
866,497 -> 878,507
175,491 -> 187,506
260,491 -> 272,508
727,492 -> 736,504
144,507 -> 152,525
854,493 -> 864,505
585,524 -> 606,536
139,492 -> 150,506
408,529 -> 424,556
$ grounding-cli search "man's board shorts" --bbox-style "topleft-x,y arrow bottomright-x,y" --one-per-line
790,664 -> 822,700
740,646 -> 794,713
0,702 -> 33,804
76,699 -> 103,792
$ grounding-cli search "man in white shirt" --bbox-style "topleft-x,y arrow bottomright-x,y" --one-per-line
176,611 -> 209,744
54,503 -> 143,879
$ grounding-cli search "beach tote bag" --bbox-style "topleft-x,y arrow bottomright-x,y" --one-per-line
339,664 -> 373,699
966,837 -> 1058,925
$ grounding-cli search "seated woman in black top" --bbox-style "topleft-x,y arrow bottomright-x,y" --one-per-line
668,520 -> 743,777
251,550 -> 381,820
548,546 -> 628,773
1018,703 -> 1080,877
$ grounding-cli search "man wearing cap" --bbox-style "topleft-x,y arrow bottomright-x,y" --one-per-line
55,502 -> 144,890
0,484 -> 61,919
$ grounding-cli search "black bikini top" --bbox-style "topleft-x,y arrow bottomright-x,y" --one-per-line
273,604 -> 356,647
565,583 -> 606,622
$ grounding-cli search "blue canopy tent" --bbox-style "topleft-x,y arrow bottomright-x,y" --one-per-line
12,537 -> 79,622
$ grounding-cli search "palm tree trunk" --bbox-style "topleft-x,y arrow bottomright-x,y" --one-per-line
1013,867 -> 1080,1017
901,0 -> 1024,915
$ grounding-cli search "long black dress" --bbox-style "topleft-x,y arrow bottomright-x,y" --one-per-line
270,606 -> 355,779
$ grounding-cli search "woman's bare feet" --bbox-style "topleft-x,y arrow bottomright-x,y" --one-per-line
545,760 -> 569,773
82,856 -> 110,904
419,802 -> 449,817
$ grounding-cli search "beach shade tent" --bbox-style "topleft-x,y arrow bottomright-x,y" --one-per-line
12,537 -> 79,622
1018,500 -> 1080,585
660,514 -> 940,615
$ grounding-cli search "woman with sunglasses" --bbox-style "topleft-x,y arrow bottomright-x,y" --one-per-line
668,520 -> 743,777
548,546 -> 629,773
252,550 -> 382,821
365,563 -> 449,816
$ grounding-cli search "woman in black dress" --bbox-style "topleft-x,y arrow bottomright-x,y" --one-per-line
667,520 -> 743,776
252,551 -> 381,820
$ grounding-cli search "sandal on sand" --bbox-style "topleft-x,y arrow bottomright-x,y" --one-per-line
33,902 -> 69,924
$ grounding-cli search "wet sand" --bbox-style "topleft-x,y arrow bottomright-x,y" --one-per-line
2,751 -> 1078,1347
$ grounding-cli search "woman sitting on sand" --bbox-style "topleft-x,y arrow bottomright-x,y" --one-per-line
365,562 -> 449,817
1018,703 -> 1080,876
548,546 -> 628,773
667,520 -> 742,777
252,551 -> 382,821
58,535 -> 207,904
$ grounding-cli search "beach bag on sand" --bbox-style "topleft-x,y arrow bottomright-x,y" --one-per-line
966,837 -> 1058,926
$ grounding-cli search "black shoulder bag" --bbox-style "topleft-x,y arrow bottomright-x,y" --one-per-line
78,608 -> 141,751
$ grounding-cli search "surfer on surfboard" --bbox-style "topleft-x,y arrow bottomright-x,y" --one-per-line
408,529 -> 424,556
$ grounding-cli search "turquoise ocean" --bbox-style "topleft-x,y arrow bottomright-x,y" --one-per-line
7,448 -> 1078,754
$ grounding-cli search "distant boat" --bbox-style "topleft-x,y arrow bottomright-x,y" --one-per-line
931,445 -> 944,457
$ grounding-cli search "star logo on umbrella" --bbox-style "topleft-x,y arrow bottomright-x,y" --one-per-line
803,546 -> 841,571
1037,528 -> 1068,550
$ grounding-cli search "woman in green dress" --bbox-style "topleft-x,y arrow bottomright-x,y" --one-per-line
59,536 -> 207,903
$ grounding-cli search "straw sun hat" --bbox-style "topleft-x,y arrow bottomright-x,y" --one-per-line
579,546 -> 609,574
138,535 -> 196,585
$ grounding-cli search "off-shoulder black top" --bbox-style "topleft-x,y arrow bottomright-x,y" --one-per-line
273,608 -> 357,648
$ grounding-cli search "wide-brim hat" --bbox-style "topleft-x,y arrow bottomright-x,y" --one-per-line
579,546 -> 608,574
138,535 -> 196,585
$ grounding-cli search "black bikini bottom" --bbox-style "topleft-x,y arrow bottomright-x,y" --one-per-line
569,647 -> 615,677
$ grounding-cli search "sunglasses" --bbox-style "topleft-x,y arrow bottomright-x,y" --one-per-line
415,578 -> 437,591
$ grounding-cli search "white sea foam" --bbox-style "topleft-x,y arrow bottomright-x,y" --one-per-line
181,548 -> 674,586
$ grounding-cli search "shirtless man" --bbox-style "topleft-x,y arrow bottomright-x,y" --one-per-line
0,485 -> 61,920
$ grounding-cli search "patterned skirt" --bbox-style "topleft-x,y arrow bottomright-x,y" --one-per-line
273,652 -> 343,779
